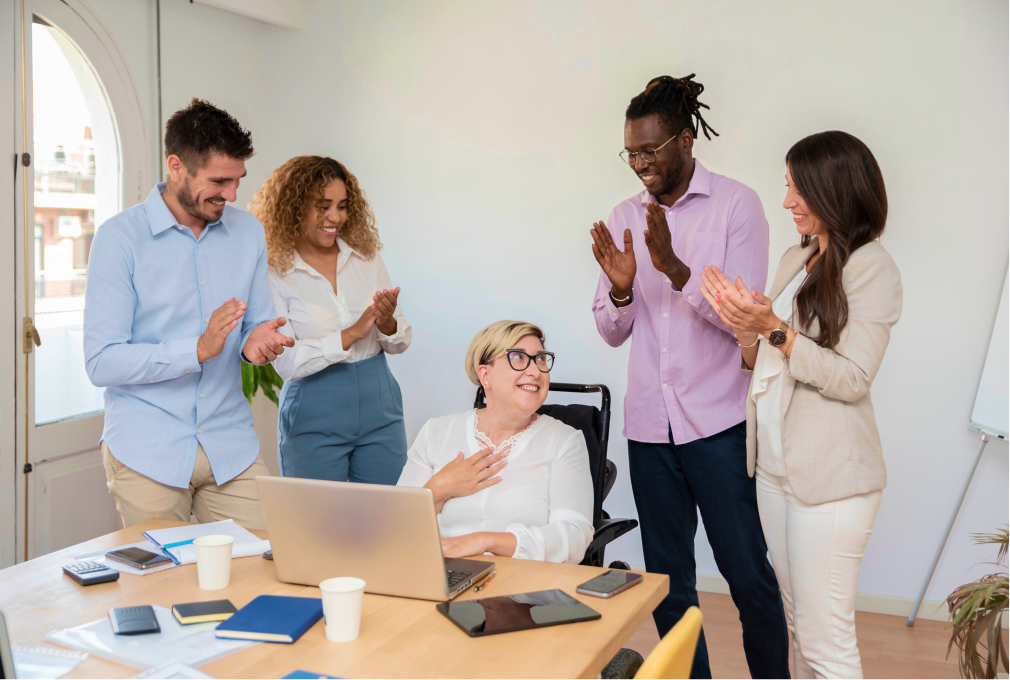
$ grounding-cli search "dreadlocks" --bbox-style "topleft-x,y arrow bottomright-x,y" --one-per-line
625,74 -> 719,141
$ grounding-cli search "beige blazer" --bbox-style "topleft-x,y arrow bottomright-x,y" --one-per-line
745,240 -> 902,504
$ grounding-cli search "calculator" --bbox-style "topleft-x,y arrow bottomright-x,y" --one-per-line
62,561 -> 120,586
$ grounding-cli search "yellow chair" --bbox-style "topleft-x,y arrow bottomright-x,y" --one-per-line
634,606 -> 704,679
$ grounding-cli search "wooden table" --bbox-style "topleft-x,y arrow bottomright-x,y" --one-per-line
0,520 -> 668,678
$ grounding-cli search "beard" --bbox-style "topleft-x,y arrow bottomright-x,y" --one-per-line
176,176 -> 223,224
648,152 -> 687,198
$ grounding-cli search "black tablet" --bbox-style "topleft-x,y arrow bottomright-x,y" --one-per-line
436,589 -> 600,637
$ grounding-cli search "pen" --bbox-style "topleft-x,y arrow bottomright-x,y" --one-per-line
161,539 -> 195,549
473,571 -> 496,592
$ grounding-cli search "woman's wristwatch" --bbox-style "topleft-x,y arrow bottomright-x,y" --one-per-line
768,320 -> 791,347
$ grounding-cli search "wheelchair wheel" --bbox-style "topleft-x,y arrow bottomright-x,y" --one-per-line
601,642 -> 642,674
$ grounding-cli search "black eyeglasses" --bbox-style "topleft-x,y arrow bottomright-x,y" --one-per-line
492,349 -> 555,373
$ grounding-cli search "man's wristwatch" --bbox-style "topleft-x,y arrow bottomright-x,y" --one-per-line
768,320 -> 790,347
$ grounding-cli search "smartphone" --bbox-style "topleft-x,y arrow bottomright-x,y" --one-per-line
106,547 -> 172,569
576,570 -> 643,598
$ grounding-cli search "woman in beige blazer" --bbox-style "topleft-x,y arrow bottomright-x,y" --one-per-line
698,131 -> 901,679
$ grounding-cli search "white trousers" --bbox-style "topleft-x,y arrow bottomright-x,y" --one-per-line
755,468 -> 882,679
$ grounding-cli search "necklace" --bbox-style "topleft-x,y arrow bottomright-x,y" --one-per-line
473,411 -> 539,461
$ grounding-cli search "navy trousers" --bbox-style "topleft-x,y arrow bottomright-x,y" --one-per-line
628,421 -> 789,679
277,352 -> 407,485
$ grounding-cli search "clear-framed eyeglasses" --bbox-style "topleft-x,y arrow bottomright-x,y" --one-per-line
492,349 -> 555,373
619,130 -> 683,166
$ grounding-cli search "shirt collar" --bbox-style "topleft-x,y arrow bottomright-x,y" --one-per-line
291,237 -> 361,277
638,159 -> 712,207
145,182 -> 227,236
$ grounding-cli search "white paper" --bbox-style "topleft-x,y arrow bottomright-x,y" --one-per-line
147,521 -> 266,557
73,540 -> 178,576
12,645 -> 88,679
169,538 -> 271,566
131,659 -> 214,679
45,605 -> 256,670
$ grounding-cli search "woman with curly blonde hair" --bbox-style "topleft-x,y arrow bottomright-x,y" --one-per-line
250,156 -> 411,484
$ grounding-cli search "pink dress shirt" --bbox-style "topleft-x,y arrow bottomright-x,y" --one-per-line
593,160 -> 769,444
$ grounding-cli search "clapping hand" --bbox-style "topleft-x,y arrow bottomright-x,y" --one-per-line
243,317 -> 296,365
590,220 -> 636,299
371,287 -> 400,336
698,265 -> 778,345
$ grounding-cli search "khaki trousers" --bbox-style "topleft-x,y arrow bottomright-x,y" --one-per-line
101,442 -> 269,531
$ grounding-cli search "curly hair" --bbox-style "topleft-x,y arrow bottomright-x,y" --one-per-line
249,156 -> 381,273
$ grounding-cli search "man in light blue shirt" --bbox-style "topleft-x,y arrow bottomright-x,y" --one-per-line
84,99 -> 294,529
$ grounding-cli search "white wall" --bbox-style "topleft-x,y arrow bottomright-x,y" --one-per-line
83,0 -> 1008,606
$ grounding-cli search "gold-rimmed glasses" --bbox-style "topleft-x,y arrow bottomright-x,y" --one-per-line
619,130 -> 683,166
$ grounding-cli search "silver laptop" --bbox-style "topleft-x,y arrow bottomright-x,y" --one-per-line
257,477 -> 495,601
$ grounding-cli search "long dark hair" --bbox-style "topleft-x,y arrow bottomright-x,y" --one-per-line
786,131 -> 887,348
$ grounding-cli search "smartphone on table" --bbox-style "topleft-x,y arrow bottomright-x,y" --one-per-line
106,547 -> 173,569
576,570 -> 643,598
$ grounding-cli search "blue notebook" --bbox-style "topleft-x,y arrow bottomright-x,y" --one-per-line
214,595 -> 323,644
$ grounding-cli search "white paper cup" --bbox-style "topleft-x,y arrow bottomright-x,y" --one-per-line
194,535 -> 234,590
319,577 -> 366,642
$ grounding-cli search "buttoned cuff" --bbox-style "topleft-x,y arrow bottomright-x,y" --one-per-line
321,331 -> 351,364
603,292 -> 636,326
377,320 -> 408,344
163,336 -> 202,374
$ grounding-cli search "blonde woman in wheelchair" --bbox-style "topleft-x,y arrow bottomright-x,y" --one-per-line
396,320 -> 594,564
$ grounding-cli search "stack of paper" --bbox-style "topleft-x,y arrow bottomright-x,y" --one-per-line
46,605 -> 256,670
144,520 -> 271,565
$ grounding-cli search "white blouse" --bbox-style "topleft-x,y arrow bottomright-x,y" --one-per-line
397,410 -> 595,564
751,267 -> 808,476
268,238 -> 411,382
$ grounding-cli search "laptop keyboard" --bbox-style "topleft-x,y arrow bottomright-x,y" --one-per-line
446,569 -> 473,589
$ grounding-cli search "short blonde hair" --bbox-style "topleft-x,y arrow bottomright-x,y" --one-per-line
464,320 -> 546,386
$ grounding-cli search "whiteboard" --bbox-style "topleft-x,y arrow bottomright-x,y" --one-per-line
969,264 -> 1009,439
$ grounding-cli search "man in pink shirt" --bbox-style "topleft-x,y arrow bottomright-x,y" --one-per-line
591,75 -> 788,679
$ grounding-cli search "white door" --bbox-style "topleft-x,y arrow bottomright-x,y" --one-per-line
12,0 -> 149,562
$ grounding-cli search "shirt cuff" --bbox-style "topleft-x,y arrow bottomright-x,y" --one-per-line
506,525 -> 532,560
377,320 -> 408,343
162,336 -> 202,373
603,291 -> 636,324
321,331 -> 351,364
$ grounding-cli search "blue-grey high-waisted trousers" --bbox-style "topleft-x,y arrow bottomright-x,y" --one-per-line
277,352 -> 407,484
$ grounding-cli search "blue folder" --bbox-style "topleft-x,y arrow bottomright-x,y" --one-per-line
214,595 -> 323,644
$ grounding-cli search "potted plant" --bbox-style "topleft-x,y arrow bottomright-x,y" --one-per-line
241,363 -> 284,405
946,527 -> 1008,678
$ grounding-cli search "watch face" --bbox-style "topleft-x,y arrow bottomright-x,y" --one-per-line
769,329 -> 787,346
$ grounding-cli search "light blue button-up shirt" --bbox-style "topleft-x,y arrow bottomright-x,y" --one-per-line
84,184 -> 275,488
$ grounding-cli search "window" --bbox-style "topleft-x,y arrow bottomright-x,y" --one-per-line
32,18 -> 118,424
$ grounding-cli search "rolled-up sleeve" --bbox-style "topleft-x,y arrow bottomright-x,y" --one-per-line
84,227 -> 201,387
507,430 -> 594,564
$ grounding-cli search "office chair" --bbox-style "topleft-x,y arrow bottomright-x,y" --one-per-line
633,606 -> 703,679
474,382 -> 638,568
